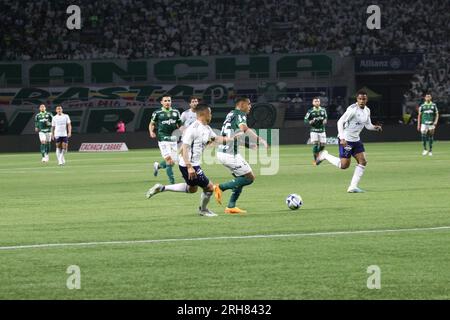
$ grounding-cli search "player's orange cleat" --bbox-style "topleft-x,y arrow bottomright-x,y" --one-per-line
213,184 -> 222,205
224,207 -> 247,214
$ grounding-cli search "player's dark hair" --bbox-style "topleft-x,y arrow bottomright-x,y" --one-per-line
312,97 -> 321,101
160,95 -> 171,101
189,96 -> 200,102
195,103 -> 210,113
424,92 -> 432,97
235,96 -> 249,105
356,90 -> 368,97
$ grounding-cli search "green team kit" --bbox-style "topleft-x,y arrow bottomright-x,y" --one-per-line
151,107 -> 182,142
151,107 -> 182,184
218,109 -> 248,155
304,106 -> 327,160
304,107 -> 327,133
216,108 -> 255,212
419,101 -> 439,154
419,102 -> 438,125
35,111 -> 53,158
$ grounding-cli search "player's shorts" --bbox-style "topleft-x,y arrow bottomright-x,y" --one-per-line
216,152 -> 253,177
420,124 -> 435,134
339,140 -> 365,159
158,141 -> 178,160
310,132 -> 327,144
55,136 -> 69,144
179,165 -> 210,188
38,132 -> 51,142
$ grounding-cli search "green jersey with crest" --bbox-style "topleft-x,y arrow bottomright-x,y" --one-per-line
218,109 -> 248,155
151,107 -> 182,142
34,111 -> 53,133
304,107 -> 327,133
419,102 -> 438,125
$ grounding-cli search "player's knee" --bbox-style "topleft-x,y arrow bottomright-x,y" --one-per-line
359,159 -> 367,166
204,183 -> 214,193
188,186 -> 197,193
340,162 -> 350,170
165,157 -> 174,166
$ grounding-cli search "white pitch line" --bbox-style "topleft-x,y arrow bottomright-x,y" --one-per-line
0,226 -> 449,251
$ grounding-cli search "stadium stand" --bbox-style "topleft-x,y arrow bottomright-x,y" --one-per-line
0,0 -> 448,60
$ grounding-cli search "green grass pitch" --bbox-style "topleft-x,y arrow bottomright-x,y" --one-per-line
0,141 -> 449,299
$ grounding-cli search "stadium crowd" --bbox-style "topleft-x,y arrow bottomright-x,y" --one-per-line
405,50 -> 450,104
0,0 -> 448,61
0,0 -> 448,112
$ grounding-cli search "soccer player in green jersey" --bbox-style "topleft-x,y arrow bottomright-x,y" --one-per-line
213,97 -> 268,214
417,93 -> 439,156
304,97 -> 327,164
34,104 -> 53,163
149,95 -> 182,184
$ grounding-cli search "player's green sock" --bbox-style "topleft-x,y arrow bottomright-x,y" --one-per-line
40,144 -> 46,157
319,145 -> 325,152
421,135 -> 428,150
429,135 -> 433,151
312,145 -> 320,155
219,176 -> 253,191
227,186 -> 243,208
159,160 -> 167,169
166,164 -> 175,184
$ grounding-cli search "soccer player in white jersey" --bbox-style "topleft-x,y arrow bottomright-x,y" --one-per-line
316,91 -> 382,193
51,105 -> 72,166
180,96 -> 199,130
146,104 -> 233,217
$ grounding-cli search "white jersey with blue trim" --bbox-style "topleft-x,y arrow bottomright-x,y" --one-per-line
51,113 -> 71,137
337,103 -> 376,142
179,120 -> 217,167
180,109 -> 197,127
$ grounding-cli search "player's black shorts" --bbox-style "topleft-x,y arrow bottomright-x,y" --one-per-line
179,165 -> 210,188
55,136 -> 69,143
339,140 -> 365,158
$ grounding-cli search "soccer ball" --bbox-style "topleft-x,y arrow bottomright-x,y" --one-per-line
286,194 -> 303,210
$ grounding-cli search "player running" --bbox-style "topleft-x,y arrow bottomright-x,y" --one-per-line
315,90 -> 382,193
213,97 -> 268,214
146,104 -> 233,217
417,93 -> 439,156
304,97 -> 327,164
51,105 -> 72,166
180,96 -> 199,130
34,104 -> 53,163
150,95 -> 182,183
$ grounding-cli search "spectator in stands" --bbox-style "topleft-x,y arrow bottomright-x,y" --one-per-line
0,0 -> 448,61
116,120 -> 126,133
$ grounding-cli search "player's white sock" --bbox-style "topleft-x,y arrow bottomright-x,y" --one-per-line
325,153 -> 342,168
200,191 -> 212,211
61,149 -> 66,163
56,148 -> 62,163
164,183 -> 188,193
349,164 -> 365,189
